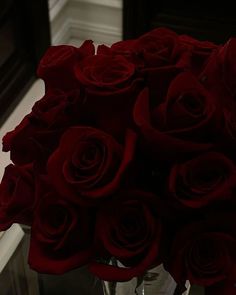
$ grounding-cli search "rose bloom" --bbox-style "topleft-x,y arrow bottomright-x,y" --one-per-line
166,213 -> 236,294
133,72 -> 219,160
2,89 -> 83,169
37,40 -> 95,91
74,51 -> 143,140
168,152 -> 236,208
99,27 -> 193,100
100,27 -> 190,70
47,126 -> 137,204
0,164 -> 35,230
89,190 -> 162,281
29,186 -> 95,274
74,53 -> 136,93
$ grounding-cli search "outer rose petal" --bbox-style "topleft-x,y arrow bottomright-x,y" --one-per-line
74,54 -> 135,91
37,41 -> 95,91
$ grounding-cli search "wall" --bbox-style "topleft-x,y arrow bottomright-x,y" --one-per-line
48,0 -> 122,46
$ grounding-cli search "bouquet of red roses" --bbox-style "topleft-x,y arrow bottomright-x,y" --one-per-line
1,27 -> 236,294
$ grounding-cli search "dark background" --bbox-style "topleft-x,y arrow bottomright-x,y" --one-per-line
123,0 -> 236,43
0,0 -> 50,126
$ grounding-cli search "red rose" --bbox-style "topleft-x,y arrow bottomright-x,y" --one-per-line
166,214 -> 236,289
47,127 -> 137,204
28,189 -> 94,274
31,89 -> 83,127
0,164 -> 35,230
102,28 -> 189,70
136,28 -> 193,100
74,54 -> 136,93
2,89 -> 83,168
2,115 -> 62,168
168,152 -> 236,208
133,73 -> 215,160
89,190 -> 162,281
74,53 -> 143,139
135,27 -> 189,69
37,40 -> 95,91
100,28 -> 191,100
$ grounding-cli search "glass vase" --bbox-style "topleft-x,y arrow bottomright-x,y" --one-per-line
102,264 -> 191,295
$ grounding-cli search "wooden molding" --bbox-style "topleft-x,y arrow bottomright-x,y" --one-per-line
71,0 -> 122,8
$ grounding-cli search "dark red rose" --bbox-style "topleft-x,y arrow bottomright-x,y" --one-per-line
166,214 -> 236,288
31,89 -> 83,127
134,27 -> 189,69
2,89 -> 84,168
74,54 -> 136,93
133,73 -> 215,160
37,40 -> 95,91
168,152 -> 236,208
2,115 -> 62,168
74,53 -> 143,140
101,28 -> 189,70
136,28 -> 193,100
47,127 -> 137,204
28,189 -> 94,274
0,164 -> 35,230
89,190 -> 162,281
100,28 -> 191,100
151,72 -> 219,136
